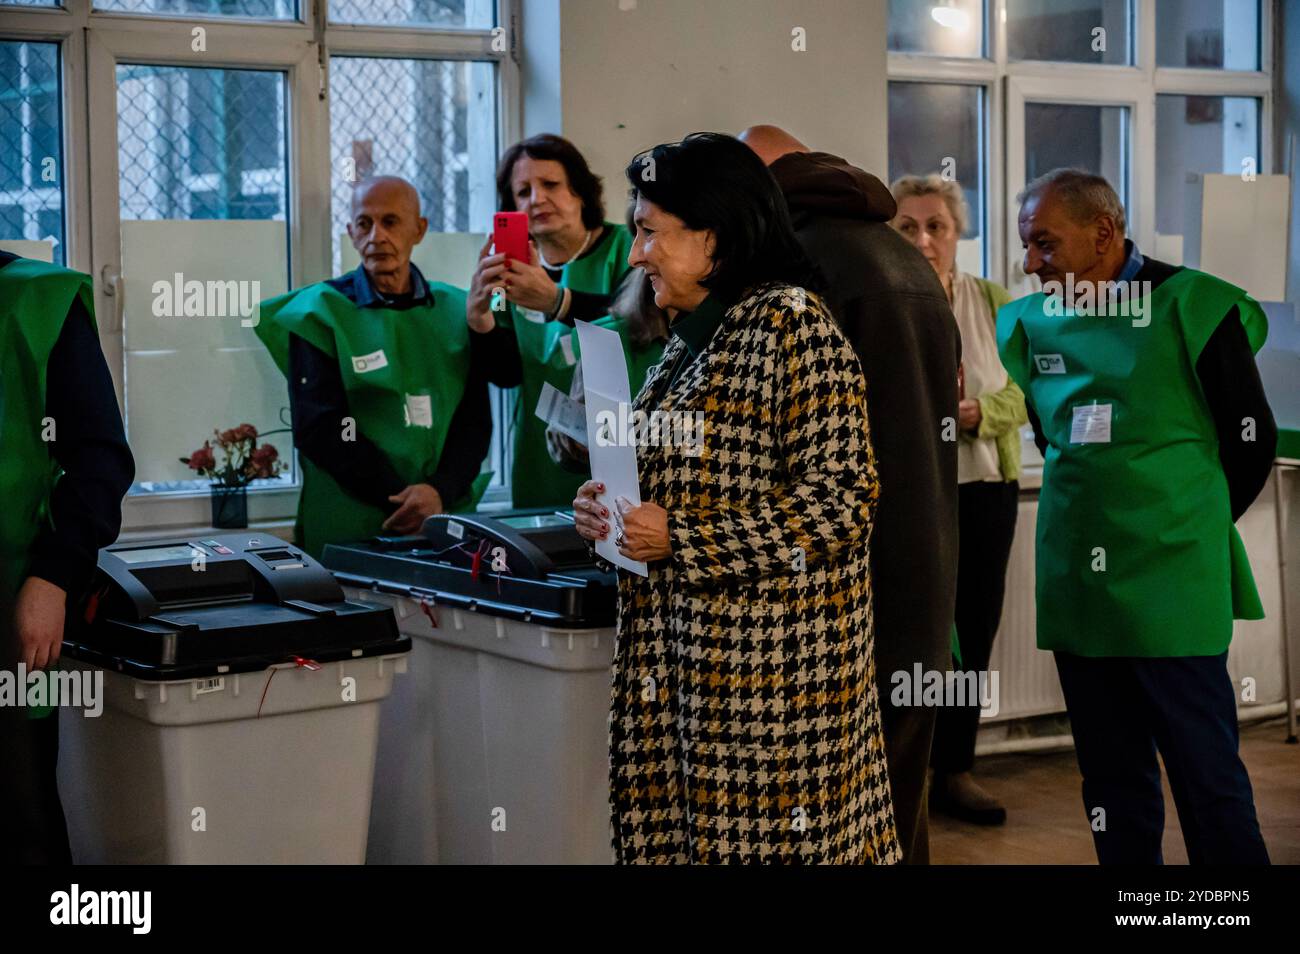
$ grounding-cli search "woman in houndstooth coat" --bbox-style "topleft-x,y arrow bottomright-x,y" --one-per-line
573,133 -> 900,864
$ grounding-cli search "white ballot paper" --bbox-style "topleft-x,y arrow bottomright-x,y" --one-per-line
575,320 -> 647,577
534,382 -> 588,444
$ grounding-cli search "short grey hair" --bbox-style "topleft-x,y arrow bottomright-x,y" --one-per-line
889,173 -> 969,235
1016,168 -> 1127,236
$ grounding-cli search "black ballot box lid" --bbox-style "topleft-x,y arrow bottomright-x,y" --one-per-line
63,534 -> 406,680
322,509 -> 619,628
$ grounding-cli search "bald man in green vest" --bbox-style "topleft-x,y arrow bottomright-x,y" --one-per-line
257,176 -> 509,557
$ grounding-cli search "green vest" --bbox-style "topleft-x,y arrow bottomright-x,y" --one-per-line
256,279 -> 489,559
0,257 -> 95,719
997,268 -> 1267,657
496,223 -> 633,508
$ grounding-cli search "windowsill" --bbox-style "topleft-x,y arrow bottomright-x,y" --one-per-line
118,481 -> 515,541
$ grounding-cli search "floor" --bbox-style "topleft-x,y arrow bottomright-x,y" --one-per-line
929,717 -> 1300,864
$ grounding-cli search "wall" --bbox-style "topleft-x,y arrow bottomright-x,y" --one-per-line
1281,0 -> 1300,303
522,0 -> 888,211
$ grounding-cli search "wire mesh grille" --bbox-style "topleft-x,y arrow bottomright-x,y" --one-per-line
330,0 -> 490,29
328,55 -> 496,270
0,39 -> 65,263
116,63 -> 288,221
93,0 -> 296,17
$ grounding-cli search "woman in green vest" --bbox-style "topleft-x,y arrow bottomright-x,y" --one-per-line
892,174 -> 1027,828
467,134 -> 633,508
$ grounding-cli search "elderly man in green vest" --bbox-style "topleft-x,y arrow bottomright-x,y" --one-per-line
998,168 -> 1276,864
1,249 -> 135,863
257,176 -> 508,557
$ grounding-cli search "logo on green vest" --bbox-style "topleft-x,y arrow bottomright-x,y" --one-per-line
1034,353 -> 1066,374
352,349 -> 389,373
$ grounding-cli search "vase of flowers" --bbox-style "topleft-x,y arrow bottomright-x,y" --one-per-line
181,423 -> 288,529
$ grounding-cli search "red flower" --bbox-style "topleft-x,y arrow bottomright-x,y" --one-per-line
249,443 -> 280,479
235,423 -> 258,442
218,428 -> 237,445
187,442 -> 215,472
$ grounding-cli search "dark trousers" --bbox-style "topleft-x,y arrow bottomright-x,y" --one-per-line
931,479 -> 1019,774
1054,650 -> 1270,865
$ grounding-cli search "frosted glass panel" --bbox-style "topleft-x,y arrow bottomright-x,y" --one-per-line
0,238 -> 54,262
338,230 -> 485,289
121,219 -> 289,489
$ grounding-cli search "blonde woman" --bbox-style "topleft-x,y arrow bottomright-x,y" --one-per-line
891,174 -> 1027,827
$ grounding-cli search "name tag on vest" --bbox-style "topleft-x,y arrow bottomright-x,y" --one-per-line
1034,353 -> 1066,374
404,393 -> 433,429
352,350 -> 389,373
1070,403 -> 1113,444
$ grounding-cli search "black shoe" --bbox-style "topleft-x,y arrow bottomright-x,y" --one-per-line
930,774 -> 1008,826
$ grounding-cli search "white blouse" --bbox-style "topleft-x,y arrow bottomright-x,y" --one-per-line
951,270 -> 1006,484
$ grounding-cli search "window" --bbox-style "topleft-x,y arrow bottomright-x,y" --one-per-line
888,81 -> 986,275
0,40 -> 65,263
328,56 -> 496,272
117,64 -> 288,223
3,0 -> 514,527
1006,0 -> 1132,65
887,0 -> 1271,289
888,0 -> 984,58
1024,103 -> 1129,205
1154,95 -> 1259,249
330,0 -> 495,29
1156,0 -> 1260,71
115,64 -> 292,495
93,0 -> 296,17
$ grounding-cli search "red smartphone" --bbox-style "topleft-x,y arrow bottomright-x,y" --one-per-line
493,212 -> 530,264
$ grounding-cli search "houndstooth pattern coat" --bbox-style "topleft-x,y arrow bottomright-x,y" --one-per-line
608,282 -> 902,864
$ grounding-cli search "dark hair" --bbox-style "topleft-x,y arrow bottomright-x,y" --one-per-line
624,132 -> 819,303
496,134 -> 606,230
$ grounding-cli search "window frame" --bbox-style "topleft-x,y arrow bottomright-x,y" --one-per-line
887,0 -> 1274,289
1,0 -> 521,532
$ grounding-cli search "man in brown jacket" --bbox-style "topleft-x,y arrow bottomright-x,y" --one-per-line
741,125 -> 961,864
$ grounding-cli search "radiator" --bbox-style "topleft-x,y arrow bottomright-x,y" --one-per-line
982,497 -> 1066,722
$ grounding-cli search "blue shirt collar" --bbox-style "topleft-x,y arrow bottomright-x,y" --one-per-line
1116,239 -> 1144,284
352,262 -> 431,308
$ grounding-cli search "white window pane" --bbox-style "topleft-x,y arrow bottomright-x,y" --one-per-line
888,81 -> 986,274
329,0 -> 494,29
1156,0 -> 1259,70
0,40 -> 65,264
1155,95 -> 1259,247
93,0 -> 296,16
1007,0 -> 1131,65
888,0 -> 983,58
115,65 -> 293,495
1024,103 -> 1129,213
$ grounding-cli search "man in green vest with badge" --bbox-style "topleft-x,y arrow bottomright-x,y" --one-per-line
257,176 -> 499,558
998,169 -> 1276,864
1,249 -> 136,863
